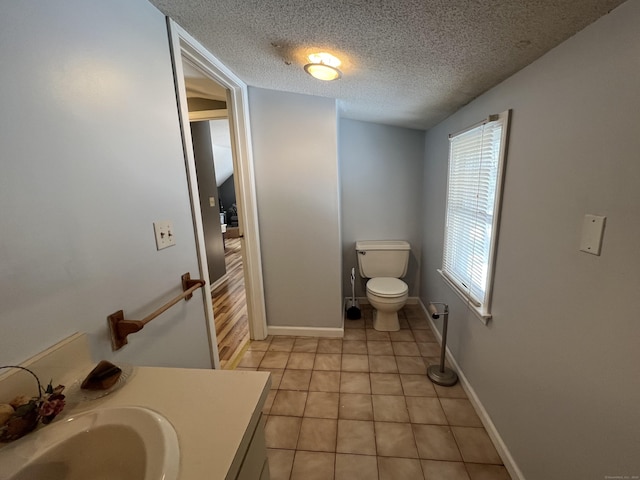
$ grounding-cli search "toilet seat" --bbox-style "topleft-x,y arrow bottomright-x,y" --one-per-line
367,277 -> 408,298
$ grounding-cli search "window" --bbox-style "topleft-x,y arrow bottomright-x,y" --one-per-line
439,110 -> 510,322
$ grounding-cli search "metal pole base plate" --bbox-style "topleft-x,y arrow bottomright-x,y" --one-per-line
427,365 -> 458,386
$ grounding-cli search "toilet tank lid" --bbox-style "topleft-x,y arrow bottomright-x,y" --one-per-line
356,240 -> 410,251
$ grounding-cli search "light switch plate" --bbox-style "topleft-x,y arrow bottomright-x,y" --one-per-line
153,220 -> 176,250
209,197 -> 216,207
579,214 -> 606,255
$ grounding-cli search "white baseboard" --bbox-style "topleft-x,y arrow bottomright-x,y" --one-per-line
267,325 -> 344,338
345,296 -> 421,305
210,274 -> 227,292
418,300 -> 525,480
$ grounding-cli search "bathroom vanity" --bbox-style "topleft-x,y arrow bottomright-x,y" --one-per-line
0,334 -> 271,480
89,367 -> 272,480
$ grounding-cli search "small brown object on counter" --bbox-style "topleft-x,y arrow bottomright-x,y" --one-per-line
81,360 -> 122,391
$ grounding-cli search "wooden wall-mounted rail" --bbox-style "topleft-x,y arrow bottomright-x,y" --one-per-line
108,272 -> 205,351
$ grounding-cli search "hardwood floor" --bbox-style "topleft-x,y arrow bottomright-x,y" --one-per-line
212,236 -> 250,369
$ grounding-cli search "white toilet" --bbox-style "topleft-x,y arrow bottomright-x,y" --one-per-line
356,240 -> 411,331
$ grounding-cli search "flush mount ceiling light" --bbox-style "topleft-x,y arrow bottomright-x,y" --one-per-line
304,52 -> 342,81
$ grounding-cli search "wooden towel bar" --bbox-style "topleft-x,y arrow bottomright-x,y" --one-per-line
108,272 -> 205,350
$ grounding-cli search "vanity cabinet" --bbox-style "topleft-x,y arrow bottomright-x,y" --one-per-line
234,415 -> 269,480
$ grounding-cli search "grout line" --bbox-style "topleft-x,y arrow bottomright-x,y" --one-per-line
261,305 -> 513,480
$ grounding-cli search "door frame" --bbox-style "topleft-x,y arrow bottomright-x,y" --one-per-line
167,19 -> 268,368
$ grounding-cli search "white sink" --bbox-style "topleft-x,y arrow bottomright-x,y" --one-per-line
0,406 -> 179,480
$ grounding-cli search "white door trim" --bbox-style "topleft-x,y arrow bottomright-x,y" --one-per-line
167,19 -> 268,368
189,109 -> 229,122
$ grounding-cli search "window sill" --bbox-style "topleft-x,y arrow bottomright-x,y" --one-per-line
437,269 -> 492,325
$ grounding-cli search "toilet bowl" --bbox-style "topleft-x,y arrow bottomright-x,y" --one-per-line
366,277 -> 408,331
355,240 -> 411,332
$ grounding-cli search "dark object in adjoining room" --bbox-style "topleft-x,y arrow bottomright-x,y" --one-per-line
228,203 -> 239,227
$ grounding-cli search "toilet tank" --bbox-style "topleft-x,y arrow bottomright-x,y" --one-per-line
356,240 -> 411,278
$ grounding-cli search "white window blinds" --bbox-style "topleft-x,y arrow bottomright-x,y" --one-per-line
441,111 -> 510,316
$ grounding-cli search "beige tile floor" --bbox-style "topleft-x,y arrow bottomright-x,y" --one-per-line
236,304 -> 512,480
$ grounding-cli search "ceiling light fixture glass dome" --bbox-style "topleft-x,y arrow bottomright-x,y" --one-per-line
304,52 -> 342,81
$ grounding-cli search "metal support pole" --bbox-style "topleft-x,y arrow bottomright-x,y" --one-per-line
426,302 -> 458,386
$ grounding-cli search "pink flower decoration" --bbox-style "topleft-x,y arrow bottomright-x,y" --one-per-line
38,397 -> 65,418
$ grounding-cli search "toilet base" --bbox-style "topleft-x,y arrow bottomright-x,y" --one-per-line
372,310 -> 400,332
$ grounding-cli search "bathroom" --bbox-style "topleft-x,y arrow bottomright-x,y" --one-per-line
1,1 -> 640,479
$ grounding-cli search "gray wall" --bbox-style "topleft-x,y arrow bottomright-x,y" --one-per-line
0,0 -> 212,368
339,119 -> 425,298
420,2 -> 640,478
248,88 -> 343,329
191,121 -> 226,285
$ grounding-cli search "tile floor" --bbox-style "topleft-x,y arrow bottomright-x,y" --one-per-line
236,304 -> 512,480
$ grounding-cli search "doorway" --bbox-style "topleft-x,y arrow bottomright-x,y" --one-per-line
191,114 -> 250,368
167,19 -> 268,369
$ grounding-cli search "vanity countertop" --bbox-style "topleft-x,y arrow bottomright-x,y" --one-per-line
73,366 -> 271,480
1,334 -> 271,479
1,343 -> 271,480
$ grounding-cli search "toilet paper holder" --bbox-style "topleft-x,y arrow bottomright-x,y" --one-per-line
426,302 -> 458,386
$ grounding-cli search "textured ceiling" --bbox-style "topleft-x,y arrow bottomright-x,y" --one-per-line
149,0 -> 626,130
